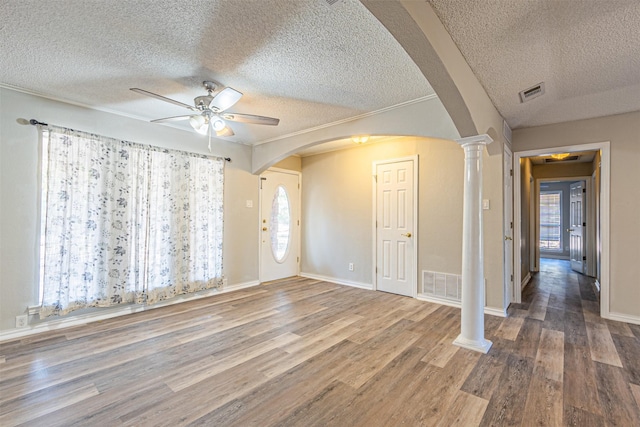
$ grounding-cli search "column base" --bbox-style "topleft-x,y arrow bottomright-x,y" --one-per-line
453,334 -> 493,354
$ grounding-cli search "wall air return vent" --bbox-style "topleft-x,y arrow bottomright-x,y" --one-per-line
519,82 -> 545,103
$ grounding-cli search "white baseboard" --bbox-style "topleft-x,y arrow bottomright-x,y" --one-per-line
416,294 -> 507,317
299,272 -> 373,290
521,272 -> 532,291
0,280 -> 260,343
484,307 -> 508,318
605,311 -> 640,326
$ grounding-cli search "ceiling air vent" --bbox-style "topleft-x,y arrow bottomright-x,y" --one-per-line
519,82 -> 545,103
325,0 -> 342,5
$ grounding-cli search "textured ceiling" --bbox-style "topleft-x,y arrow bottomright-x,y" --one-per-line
0,0 -> 433,145
429,0 -> 640,129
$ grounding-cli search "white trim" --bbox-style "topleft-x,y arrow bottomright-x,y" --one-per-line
258,168 -> 302,283
299,272 -> 373,290
416,294 -> 507,317
253,94 -> 438,146
453,334 -> 492,354
371,155 -> 419,298
503,144 -> 513,307
587,171 -> 597,277
224,280 -> 261,292
513,141 -> 610,317
607,312 -> 640,326
0,280 -> 261,343
484,307 -> 508,318
521,272 -> 532,291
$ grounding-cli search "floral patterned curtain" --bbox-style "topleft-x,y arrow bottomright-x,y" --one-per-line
39,126 -> 224,318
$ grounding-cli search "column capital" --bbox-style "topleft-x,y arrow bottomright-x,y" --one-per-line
456,134 -> 493,148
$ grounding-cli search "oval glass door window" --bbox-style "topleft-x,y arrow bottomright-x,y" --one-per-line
270,185 -> 291,262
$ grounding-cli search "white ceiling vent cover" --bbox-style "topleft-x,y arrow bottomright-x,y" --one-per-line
519,82 -> 545,103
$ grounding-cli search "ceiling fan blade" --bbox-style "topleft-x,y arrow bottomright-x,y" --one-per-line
221,113 -> 280,126
216,126 -> 235,137
150,115 -> 193,123
209,87 -> 243,112
130,88 -> 198,111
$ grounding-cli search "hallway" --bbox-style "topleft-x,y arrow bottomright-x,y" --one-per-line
483,258 -> 640,425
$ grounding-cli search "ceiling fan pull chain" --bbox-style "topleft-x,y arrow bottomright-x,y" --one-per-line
208,121 -> 212,152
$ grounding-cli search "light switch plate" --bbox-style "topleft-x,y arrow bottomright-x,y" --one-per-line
482,199 -> 490,210
246,200 -> 253,208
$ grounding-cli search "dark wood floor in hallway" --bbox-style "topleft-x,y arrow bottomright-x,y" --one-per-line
1,259 -> 639,426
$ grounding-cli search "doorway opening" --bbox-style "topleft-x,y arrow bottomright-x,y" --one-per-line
259,168 -> 301,283
513,142 -> 610,318
372,155 -> 418,298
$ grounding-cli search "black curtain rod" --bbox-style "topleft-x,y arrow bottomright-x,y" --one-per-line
27,118 -> 231,162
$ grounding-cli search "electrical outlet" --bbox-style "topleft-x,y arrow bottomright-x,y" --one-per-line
16,314 -> 28,328
348,263 -> 354,271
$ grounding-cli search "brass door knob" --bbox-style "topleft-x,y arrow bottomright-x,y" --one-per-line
505,236 -> 513,241
262,227 -> 267,231
401,232 -> 412,238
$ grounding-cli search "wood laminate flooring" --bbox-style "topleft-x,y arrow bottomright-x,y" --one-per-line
1,259 -> 639,426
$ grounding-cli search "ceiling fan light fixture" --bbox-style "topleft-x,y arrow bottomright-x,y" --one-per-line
189,114 -> 206,130
212,118 -> 226,132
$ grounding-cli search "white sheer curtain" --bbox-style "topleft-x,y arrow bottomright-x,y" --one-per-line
39,126 -> 224,318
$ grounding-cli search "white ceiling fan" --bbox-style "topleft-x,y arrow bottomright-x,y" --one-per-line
130,81 -> 279,150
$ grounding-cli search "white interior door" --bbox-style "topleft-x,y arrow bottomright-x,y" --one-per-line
569,181 -> 585,273
260,170 -> 300,282
375,158 -> 416,297
503,148 -> 514,303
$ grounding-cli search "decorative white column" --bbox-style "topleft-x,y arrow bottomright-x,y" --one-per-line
453,134 -> 493,354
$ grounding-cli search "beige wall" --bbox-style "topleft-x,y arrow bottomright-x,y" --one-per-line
532,162 -> 593,179
513,111 -> 640,319
301,136 -> 505,310
0,88 -> 260,332
272,156 -> 302,172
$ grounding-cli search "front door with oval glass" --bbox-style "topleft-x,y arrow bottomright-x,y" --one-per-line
260,169 -> 300,282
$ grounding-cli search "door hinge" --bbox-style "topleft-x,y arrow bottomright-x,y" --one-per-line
510,221 -> 513,229
298,220 -> 300,226
583,222 -> 586,227
583,256 -> 587,261
583,188 -> 586,193
510,274 -> 513,281
510,169 -> 513,177
298,183 -> 300,189
297,256 -> 299,263
373,174 -> 377,182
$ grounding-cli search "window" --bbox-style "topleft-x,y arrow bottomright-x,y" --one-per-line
270,185 -> 291,262
39,126 -> 224,317
540,191 -> 562,251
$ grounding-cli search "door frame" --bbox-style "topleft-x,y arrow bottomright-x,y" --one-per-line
258,167 -> 302,283
534,177 -> 591,264
371,155 -> 419,297
513,141 -> 610,319
503,145 -> 514,308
